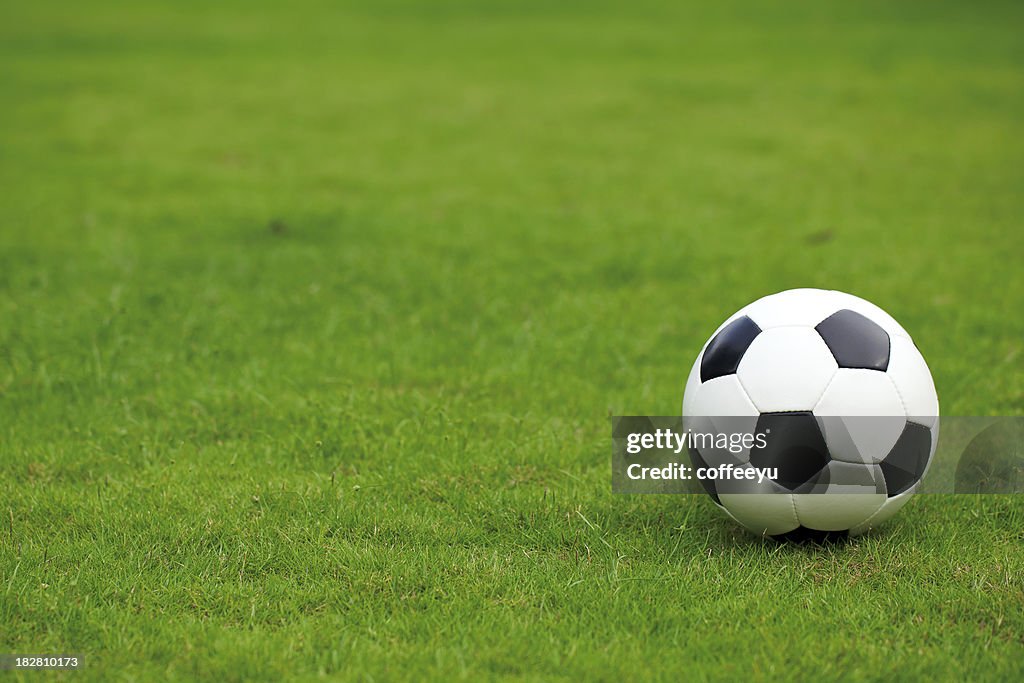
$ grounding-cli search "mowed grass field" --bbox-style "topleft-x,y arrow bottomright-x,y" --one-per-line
2,0 -> 1023,680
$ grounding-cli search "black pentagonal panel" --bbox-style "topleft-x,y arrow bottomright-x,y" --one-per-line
815,309 -> 890,371
880,422 -> 932,497
749,412 -> 831,491
687,446 -> 721,505
793,462 -> 830,494
700,316 -> 762,382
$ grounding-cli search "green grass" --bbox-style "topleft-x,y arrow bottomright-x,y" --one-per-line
2,0 -> 1023,680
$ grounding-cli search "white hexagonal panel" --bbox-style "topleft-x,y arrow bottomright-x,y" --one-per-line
793,491 -> 886,531
848,486 -> 917,536
684,374 -> 760,465
718,492 -> 799,536
815,369 -> 906,463
886,336 -> 939,428
685,374 -> 758,418
736,327 -> 838,412
738,288 -> 846,330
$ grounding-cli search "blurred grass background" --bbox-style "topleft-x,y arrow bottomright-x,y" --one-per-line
1,1 -> 1022,680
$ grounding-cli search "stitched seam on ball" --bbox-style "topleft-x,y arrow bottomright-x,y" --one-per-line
886,348 -> 939,427
886,371 -> 911,418
856,492 -> 899,532
729,375 -> 759,415
788,493 -> 800,529
735,371 -> 757,411
858,484 -> 916,532
852,495 -> 887,532
735,367 -> 835,414
809,366 -> 839,412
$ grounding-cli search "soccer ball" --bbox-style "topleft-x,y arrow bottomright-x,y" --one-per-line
682,288 -> 939,538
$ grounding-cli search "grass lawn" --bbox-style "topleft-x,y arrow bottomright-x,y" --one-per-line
1,0 -> 1022,680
